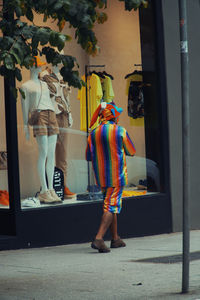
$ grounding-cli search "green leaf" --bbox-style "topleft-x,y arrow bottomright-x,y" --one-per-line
38,28 -> 51,45
4,54 -> 15,70
57,34 -> 66,51
10,41 -> 24,64
61,55 -> 75,69
15,67 -> 22,81
1,37 -> 15,50
53,1 -> 63,11
26,8 -> 34,21
23,55 -> 35,68
60,67 -> 82,88
124,0 -> 143,11
21,25 -> 37,39
15,6 -> 23,17
19,87 -> 25,99
49,31 -> 57,46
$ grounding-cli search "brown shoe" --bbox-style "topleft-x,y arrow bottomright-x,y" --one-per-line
91,239 -> 110,253
110,237 -> 126,248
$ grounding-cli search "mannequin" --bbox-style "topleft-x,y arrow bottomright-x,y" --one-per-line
39,64 -> 76,199
21,58 -> 62,204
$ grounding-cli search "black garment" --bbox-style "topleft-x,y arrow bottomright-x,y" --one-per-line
128,81 -> 144,119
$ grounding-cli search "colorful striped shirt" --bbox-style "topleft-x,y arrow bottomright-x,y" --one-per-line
86,121 -> 136,187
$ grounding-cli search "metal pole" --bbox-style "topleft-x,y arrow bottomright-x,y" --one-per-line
178,0 -> 190,294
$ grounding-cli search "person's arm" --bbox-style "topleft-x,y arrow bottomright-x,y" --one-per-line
123,130 -> 136,156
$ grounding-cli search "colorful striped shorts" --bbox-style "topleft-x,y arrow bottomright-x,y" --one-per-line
102,187 -> 124,214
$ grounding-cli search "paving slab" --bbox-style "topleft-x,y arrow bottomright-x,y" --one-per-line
0,231 -> 200,300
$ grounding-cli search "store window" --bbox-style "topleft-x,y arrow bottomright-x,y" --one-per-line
17,0 -> 162,210
0,78 -> 9,209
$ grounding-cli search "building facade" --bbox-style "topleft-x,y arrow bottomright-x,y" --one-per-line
0,0 -> 199,250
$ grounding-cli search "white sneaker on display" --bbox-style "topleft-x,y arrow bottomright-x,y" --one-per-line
22,197 -> 41,208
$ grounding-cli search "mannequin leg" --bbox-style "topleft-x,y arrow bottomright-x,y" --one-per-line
56,130 -> 76,198
46,134 -> 57,190
36,135 -> 48,193
55,131 -> 67,185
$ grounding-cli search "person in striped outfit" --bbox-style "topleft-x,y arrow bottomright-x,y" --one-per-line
86,102 -> 136,253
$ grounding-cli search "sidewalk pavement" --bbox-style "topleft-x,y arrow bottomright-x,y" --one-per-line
0,231 -> 200,300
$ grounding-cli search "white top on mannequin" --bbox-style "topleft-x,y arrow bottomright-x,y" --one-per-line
21,66 -> 56,140
21,66 -> 55,123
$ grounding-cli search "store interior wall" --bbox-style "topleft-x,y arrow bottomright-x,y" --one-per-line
162,0 -> 200,231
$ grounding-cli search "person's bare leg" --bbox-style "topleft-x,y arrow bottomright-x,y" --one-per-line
96,211 -> 113,240
109,213 -> 120,240
109,213 -> 126,248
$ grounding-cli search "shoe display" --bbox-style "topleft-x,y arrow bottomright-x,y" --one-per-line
0,190 -> 9,206
110,237 -> 126,248
49,189 -> 62,203
64,186 -> 77,199
22,197 -> 41,208
91,238 -> 110,253
38,190 -> 58,204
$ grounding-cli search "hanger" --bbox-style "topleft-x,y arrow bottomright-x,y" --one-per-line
102,71 -> 114,80
124,69 -> 142,79
89,70 -> 105,79
125,64 -> 142,79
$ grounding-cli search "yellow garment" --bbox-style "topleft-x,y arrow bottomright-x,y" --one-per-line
122,190 -> 147,197
125,73 -> 144,127
102,76 -> 114,102
77,74 -> 103,131
130,117 -> 144,127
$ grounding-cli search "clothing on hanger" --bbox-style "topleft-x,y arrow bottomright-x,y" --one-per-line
125,70 -> 144,121
101,75 -> 114,102
77,74 -> 103,132
128,81 -> 144,119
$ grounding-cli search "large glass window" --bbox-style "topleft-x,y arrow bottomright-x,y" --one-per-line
17,0 -> 162,210
0,77 -> 9,209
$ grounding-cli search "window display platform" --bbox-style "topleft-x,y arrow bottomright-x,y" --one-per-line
17,190 -> 156,210
0,190 -> 155,210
